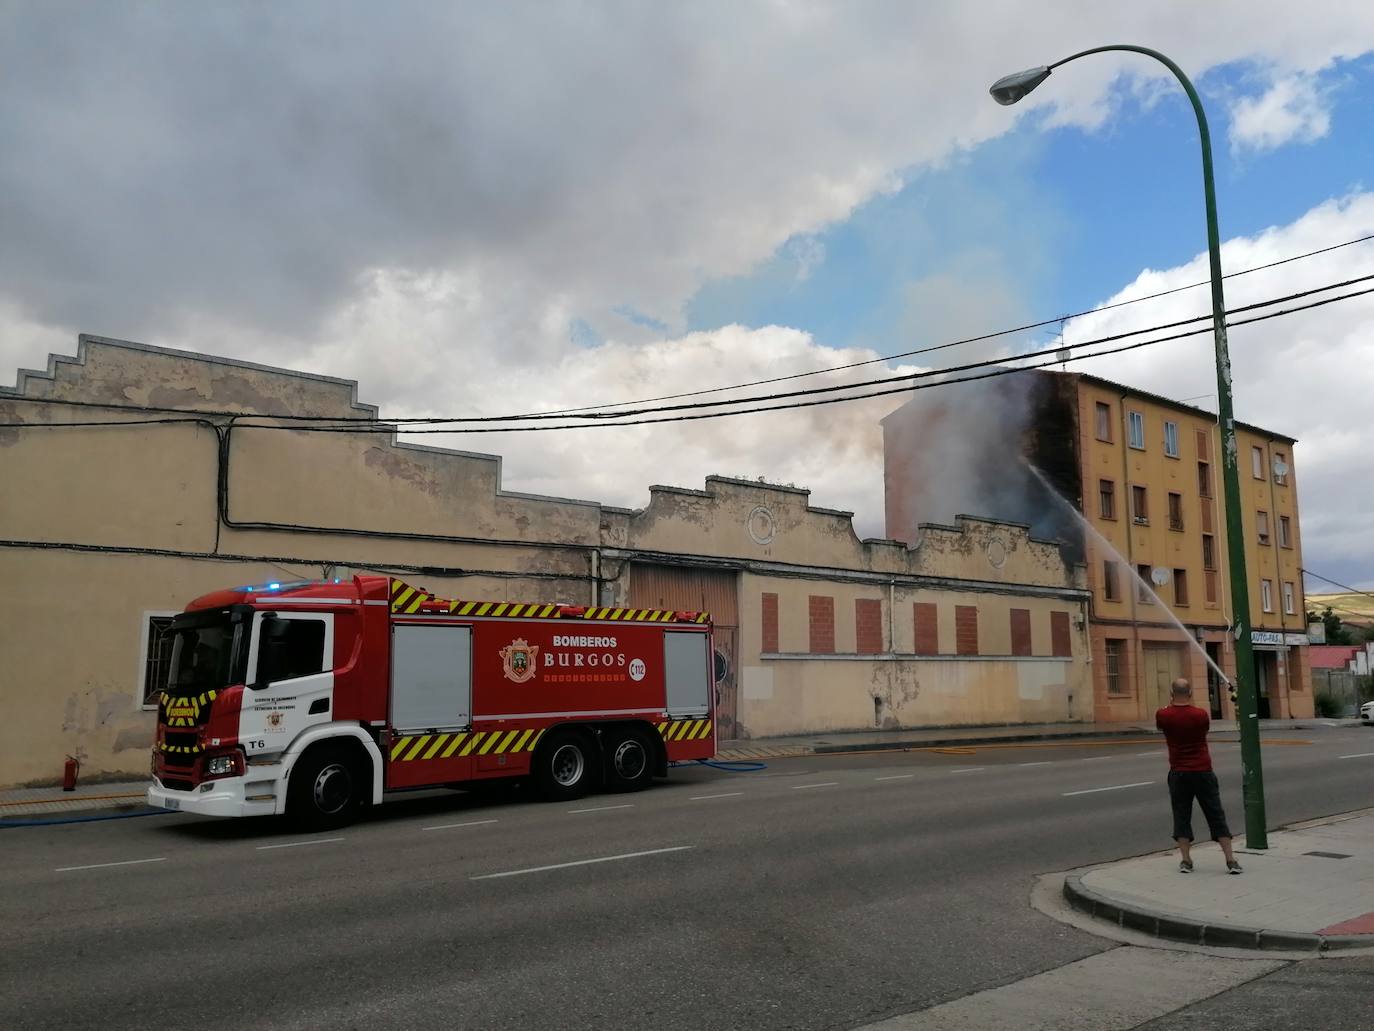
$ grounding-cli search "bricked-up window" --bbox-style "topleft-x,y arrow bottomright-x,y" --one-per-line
1099,479 -> 1116,520
1095,401 -> 1112,441
1009,608 -> 1032,656
1174,569 -> 1189,606
761,593 -> 779,653
1105,639 -> 1127,695
1279,515 -> 1292,548
1202,533 -> 1217,570
1257,510 -> 1271,546
1168,492 -> 1184,531
913,602 -> 939,656
1198,461 -> 1212,497
1050,611 -> 1072,658
1131,485 -> 1148,523
141,615 -> 176,706
1136,564 -> 1153,604
855,598 -> 884,654
955,605 -> 979,656
808,595 -> 835,654
1103,560 -> 1121,601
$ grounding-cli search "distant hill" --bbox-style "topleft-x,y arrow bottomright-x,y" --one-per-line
1308,593 -> 1374,627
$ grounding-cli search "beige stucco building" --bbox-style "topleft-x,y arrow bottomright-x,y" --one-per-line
1,335 -> 1092,788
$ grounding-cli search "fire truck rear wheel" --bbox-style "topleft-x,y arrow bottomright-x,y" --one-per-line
533,729 -> 598,801
288,745 -> 363,830
605,728 -> 654,792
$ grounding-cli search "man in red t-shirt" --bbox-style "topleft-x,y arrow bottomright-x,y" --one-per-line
1155,677 -> 1242,874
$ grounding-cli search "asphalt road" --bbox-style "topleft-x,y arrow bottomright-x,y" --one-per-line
2,725 -> 1371,1031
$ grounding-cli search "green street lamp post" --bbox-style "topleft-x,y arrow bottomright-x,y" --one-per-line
991,45 -> 1268,848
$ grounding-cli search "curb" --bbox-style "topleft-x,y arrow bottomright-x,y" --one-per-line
1062,873 -> 1371,953
810,728 -> 1159,755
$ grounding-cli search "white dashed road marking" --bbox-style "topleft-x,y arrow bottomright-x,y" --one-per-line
690,792 -> 744,800
875,774 -> 916,781
792,782 -> 839,790
1063,781 -> 1155,797
256,837 -> 345,851
568,804 -> 634,814
56,857 -> 167,873
471,846 -> 694,880
422,819 -> 499,832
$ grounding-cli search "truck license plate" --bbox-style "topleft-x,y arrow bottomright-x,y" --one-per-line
162,797 -> 180,811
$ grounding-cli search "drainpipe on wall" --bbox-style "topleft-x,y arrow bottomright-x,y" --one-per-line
888,579 -> 896,653
590,549 -> 601,607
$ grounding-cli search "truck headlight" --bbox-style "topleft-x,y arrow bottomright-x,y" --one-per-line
206,755 -> 238,777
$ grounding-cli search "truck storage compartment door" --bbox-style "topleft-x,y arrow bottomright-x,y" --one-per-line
390,625 -> 472,731
664,630 -> 710,718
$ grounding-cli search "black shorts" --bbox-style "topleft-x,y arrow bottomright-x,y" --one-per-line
1167,770 -> 1232,842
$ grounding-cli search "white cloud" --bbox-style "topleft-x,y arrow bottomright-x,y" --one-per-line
1229,73 -> 1334,152
1063,193 -> 1374,588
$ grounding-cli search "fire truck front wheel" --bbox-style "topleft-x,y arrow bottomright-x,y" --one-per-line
288,744 -> 364,830
533,729 -> 599,802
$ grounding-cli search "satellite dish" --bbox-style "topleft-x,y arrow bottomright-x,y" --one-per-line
1273,458 -> 1290,477
1151,567 -> 1171,586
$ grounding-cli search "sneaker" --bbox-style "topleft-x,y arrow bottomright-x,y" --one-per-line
1227,860 -> 1243,875
1179,859 -> 1193,873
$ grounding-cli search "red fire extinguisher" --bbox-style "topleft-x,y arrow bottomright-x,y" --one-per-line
63,754 -> 80,792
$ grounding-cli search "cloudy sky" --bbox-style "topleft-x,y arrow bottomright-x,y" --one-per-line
3,2 -> 1373,590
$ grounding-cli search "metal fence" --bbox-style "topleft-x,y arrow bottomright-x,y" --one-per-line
1313,669 -> 1374,717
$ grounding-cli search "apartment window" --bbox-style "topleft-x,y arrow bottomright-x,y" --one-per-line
1168,492 -> 1184,531
1283,581 -> 1296,615
1251,445 -> 1264,479
1204,569 -> 1218,605
1136,564 -> 1153,604
1103,561 -> 1121,602
1197,460 -> 1212,498
1164,420 -> 1179,458
1099,479 -> 1116,520
1131,484 -> 1148,524
1010,609 -> 1032,657
140,614 -> 178,706
1257,510 -> 1271,546
1128,410 -> 1145,450
1274,450 -> 1288,485
1201,533 -> 1217,570
1279,515 -> 1292,549
1095,401 -> 1112,442
1261,579 -> 1273,613
1105,639 -> 1127,695
1174,569 -> 1189,607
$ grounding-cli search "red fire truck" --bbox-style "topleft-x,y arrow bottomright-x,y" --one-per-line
147,575 -> 716,827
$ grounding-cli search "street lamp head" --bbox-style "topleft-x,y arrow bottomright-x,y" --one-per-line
989,66 -> 1052,105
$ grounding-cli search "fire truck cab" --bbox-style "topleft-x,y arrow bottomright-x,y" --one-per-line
147,575 -> 717,827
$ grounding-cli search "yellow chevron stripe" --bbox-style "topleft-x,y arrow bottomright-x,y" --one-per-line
681,721 -> 697,741
422,734 -> 450,760
393,587 -> 415,611
476,602 -> 493,616
459,601 -> 476,615
697,720 -> 713,740
478,732 -> 502,755
403,736 -> 432,761
449,600 -> 461,612
406,594 -> 427,614
538,604 -> 553,617
492,730 -> 520,754
530,728 -> 547,750
512,729 -> 535,753
492,603 -> 509,617
441,732 -> 468,758
506,604 -> 523,617
460,733 -> 485,756
657,722 -> 668,735
389,737 -> 412,761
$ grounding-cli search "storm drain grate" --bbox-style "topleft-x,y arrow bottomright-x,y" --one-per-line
1302,851 -> 1353,859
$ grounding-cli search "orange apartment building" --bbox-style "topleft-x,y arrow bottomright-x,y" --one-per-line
883,370 -> 1312,723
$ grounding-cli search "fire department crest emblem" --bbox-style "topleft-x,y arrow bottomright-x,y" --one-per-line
500,639 -> 539,684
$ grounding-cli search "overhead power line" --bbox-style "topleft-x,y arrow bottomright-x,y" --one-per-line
1302,568 -> 1374,603
5,272 -> 1374,435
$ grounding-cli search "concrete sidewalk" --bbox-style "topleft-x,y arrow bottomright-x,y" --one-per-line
715,717 -> 1335,761
1064,808 -> 1374,952
0,780 -> 151,819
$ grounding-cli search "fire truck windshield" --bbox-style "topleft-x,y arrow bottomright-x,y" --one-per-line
166,618 -> 243,692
